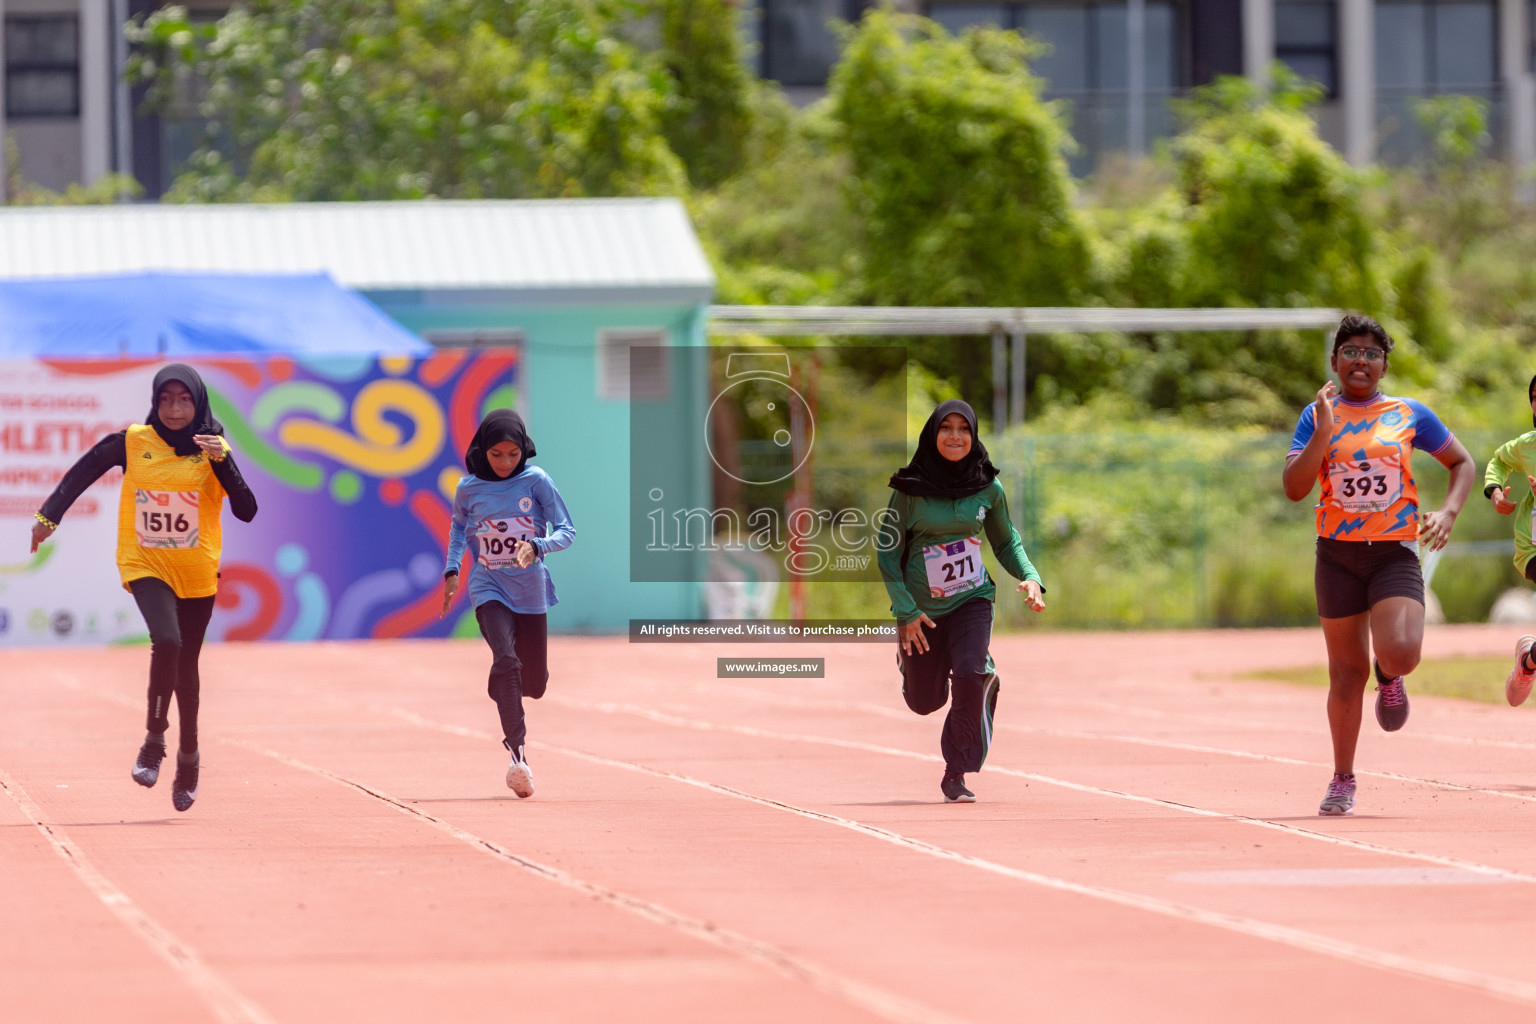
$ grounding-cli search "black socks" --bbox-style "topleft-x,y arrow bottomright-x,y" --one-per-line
1373,661 -> 1393,686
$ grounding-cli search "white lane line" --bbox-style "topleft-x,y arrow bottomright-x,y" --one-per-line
0,767 -> 276,1024
542,697 -> 1536,884
707,683 -> 1536,807
223,736 -> 974,1024
371,704 -> 1536,1010
1031,694 -> 1536,754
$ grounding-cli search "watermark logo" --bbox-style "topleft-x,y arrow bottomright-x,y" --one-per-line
631,346 -> 906,585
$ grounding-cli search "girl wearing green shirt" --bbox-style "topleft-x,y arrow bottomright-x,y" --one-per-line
1483,374 -> 1536,705
878,400 -> 1046,803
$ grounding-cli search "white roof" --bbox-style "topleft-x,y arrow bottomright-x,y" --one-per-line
0,198 -> 715,299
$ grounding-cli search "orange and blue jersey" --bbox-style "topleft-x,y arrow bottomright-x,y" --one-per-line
1289,392 -> 1454,542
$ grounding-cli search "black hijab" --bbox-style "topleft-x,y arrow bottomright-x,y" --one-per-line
146,363 -> 223,457
465,409 -> 535,481
1528,373 -> 1535,429
888,399 -> 999,499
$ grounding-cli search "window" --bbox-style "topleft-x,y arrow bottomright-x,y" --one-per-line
597,330 -> 669,401
1275,0 -> 1336,96
1375,0 -> 1498,162
760,0 -> 865,87
423,328 -> 527,350
5,17 -> 79,118
1375,1 -> 1497,91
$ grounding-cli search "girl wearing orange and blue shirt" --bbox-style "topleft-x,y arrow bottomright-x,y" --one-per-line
1283,315 -> 1473,817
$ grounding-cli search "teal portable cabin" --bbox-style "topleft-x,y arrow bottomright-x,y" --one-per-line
0,198 -> 717,630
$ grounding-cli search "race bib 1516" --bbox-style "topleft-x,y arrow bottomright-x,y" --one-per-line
135,490 -> 200,549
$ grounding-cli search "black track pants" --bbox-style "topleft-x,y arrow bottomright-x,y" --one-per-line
899,597 -> 999,774
474,601 -> 549,754
128,577 -> 216,754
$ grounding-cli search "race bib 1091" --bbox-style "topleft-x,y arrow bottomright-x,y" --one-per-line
923,537 -> 984,599
475,516 -> 536,570
135,490 -> 200,549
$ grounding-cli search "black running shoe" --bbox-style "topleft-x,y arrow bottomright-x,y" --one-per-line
171,752 -> 200,812
1375,676 -> 1410,732
940,769 -> 976,803
132,740 -> 166,788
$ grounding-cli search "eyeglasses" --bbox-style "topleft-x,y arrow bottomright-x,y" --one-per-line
1337,346 -> 1386,364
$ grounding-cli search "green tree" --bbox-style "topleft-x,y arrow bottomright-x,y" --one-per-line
830,11 -> 1093,308
129,0 -> 685,201
825,11 -> 1100,414
1170,71 -> 1384,312
658,0 -> 755,188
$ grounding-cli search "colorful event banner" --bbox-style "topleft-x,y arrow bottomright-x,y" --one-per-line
0,350 -> 519,645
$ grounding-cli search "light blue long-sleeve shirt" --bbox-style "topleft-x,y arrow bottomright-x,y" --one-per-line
444,466 -> 575,614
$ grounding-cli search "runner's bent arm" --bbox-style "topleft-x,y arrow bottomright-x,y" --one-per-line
38,431 -> 127,526
209,452 -> 258,522
531,474 -> 575,557
876,491 -> 922,625
1283,393 -> 1332,502
1483,438 -> 1521,503
982,485 -> 1044,591
443,483 -> 470,578
1431,435 -> 1476,518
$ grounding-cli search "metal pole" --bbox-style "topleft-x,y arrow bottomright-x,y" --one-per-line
1127,0 -> 1145,158
991,328 -> 1006,435
1009,330 -> 1025,427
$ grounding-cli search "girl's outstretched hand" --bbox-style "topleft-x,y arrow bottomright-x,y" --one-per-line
1493,486 -> 1518,515
899,614 -> 936,656
30,520 -> 53,554
1018,580 -> 1045,612
440,572 -> 460,618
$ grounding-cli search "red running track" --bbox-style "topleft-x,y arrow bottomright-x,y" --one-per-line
5,625 -> 1536,1023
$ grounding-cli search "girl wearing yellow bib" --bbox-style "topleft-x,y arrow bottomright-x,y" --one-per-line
31,365 -> 258,812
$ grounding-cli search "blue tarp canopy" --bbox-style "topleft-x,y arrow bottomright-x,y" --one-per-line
0,272 -> 431,356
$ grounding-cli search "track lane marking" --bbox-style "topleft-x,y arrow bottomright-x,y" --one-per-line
0,766 -> 276,1024
368,704 -> 1536,1011
221,736 -> 974,1024
541,697 -> 1536,884
704,684 -> 1536,807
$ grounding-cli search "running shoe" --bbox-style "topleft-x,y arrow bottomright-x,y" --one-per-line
1508,635 -> 1536,707
1318,773 -> 1356,816
171,751 -> 199,812
940,769 -> 975,803
131,739 -> 166,788
1374,676 -> 1410,731
505,752 -> 534,799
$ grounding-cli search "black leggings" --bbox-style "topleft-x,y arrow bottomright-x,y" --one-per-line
128,577 -> 216,754
899,597 -> 1000,774
474,601 -> 549,754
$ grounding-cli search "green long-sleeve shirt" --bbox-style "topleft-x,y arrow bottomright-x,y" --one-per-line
877,480 -> 1042,625
1484,431 -> 1536,572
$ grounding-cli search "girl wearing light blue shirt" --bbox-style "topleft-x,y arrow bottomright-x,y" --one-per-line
441,410 -> 575,798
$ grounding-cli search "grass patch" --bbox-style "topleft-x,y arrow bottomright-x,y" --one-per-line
1247,656 -> 1521,706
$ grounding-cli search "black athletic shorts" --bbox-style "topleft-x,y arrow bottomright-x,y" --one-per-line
1525,556 -> 1536,585
1314,536 -> 1425,619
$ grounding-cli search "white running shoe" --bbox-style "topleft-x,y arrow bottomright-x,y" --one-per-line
505,751 -> 534,798
1508,635 -> 1536,707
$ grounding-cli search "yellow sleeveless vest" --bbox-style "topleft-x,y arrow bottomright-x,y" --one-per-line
116,425 -> 228,598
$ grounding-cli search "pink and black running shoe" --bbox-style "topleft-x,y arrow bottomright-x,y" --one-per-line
1507,635 -> 1536,707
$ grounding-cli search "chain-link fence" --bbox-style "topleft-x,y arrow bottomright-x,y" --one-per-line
791,427 -> 1530,630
